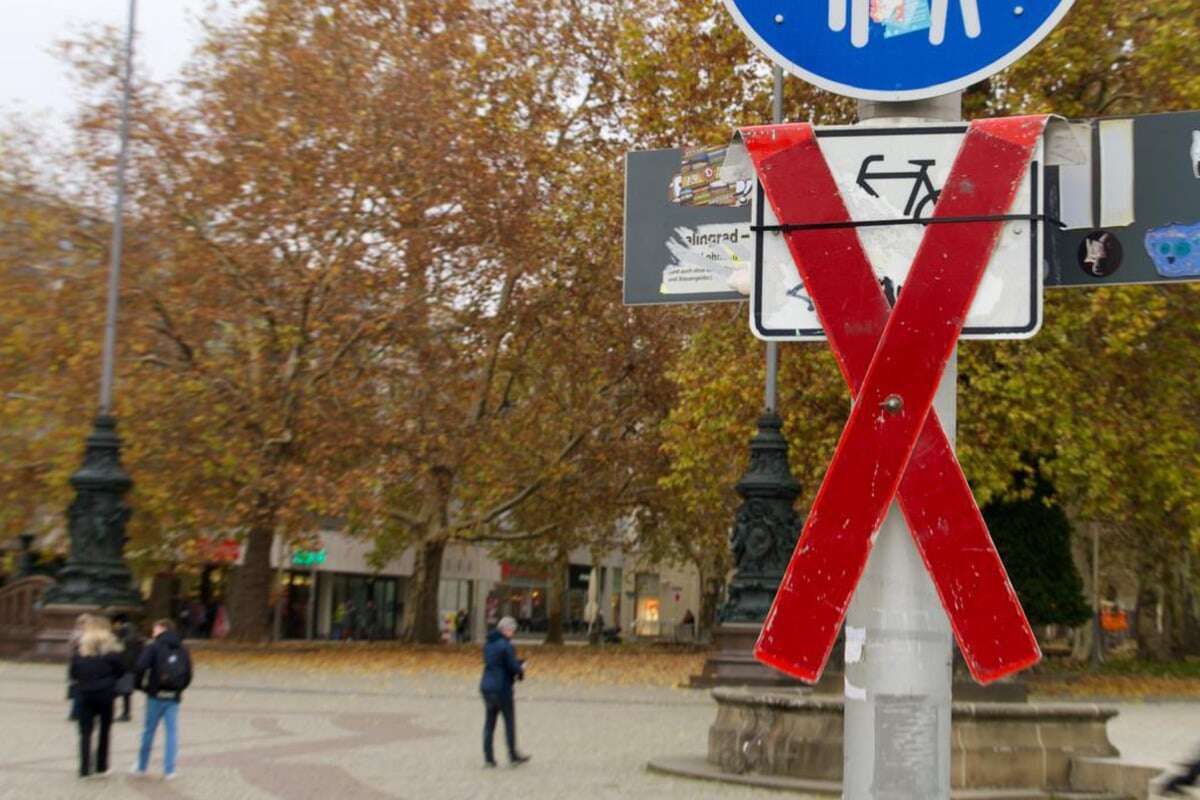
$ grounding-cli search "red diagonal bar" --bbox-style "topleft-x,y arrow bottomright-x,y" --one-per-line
742,118 -> 1046,684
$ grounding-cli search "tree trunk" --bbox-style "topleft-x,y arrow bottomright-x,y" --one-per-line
544,547 -> 568,645
697,566 -> 720,644
402,537 -> 446,644
228,499 -> 276,641
1068,520 -> 1097,662
147,571 -> 178,624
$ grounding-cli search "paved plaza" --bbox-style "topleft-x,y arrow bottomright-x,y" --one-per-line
1,658 -> 1197,800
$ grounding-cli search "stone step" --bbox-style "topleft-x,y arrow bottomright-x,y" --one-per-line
1070,756 -> 1169,800
648,756 -> 1133,799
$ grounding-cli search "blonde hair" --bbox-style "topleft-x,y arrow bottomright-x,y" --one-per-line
78,615 -> 122,657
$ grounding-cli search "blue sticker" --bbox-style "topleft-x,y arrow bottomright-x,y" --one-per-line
880,0 -> 932,40
1145,222 -> 1200,278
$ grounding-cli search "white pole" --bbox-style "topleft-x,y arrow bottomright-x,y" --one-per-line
98,0 -> 137,416
842,94 -> 962,800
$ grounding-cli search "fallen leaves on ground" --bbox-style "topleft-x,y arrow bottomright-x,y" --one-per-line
192,641 -> 710,688
1030,674 -> 1200,700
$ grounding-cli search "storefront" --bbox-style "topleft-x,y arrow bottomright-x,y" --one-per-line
319,572 -> 402,640
170,531 -> 697,644
486,563 -> 544,631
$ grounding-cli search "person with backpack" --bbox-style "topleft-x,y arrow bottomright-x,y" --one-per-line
131,619 -> 192,779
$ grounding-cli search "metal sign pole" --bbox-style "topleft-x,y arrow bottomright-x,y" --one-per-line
99,0 -> 136,416
763,65 -> 784,413
842,93 -> 961,800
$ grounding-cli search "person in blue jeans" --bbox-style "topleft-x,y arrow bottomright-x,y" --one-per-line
131,619 -> 192,779
479,616 -> 530,768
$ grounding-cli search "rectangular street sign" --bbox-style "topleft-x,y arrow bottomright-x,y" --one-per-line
748,124 -> 1044,341
1045,111 -> 1200,288
622,147 -> 752,306
623,111 -> 1200,311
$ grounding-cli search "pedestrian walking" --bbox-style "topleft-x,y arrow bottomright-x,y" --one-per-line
111,613 -> 143,722
66,613 -> 91,721
364,598 -> 379,642
132,619 -> 192,780
479,616 -> 530,768
332,600 -> 347,641
69,615 -> 126,778
456,608 -> 470,644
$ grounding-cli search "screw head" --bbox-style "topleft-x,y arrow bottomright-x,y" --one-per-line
774,13 -> 785,24
882,394 -> 904,414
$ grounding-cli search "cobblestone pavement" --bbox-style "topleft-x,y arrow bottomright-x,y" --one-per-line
2,659 -> 1197,800
0,660 -> 767,800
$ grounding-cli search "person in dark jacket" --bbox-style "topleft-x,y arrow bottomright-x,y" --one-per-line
66,613 -> 89,721
69,618 -> 126,778
132,619 -> 192,779
479,616 -> 530,768
111,613 -> 143,722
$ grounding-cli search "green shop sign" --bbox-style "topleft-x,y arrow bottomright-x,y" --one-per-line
292,549 -> 327,567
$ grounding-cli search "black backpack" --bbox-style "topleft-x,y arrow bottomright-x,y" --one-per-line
155,644 -> 191,693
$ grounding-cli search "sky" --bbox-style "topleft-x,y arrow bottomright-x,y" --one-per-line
0,0 -> 236,133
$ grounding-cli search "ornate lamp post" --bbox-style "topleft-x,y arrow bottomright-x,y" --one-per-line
40,0 -> 142,617
719,412 -> 801,623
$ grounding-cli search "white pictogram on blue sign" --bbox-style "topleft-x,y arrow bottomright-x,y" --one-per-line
725,0 -> 1076,100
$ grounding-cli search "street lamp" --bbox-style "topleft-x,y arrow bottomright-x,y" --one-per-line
40,0 -> 142,615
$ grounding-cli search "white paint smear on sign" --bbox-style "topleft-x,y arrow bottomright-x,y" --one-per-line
661,223 -> 754,294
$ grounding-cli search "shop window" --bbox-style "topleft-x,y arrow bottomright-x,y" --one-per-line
635,572 -> 662,637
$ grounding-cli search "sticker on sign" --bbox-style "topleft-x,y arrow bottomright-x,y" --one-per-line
741,124 -> 1044,341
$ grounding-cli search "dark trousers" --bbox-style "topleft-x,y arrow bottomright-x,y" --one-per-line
77,691 -> 114,777
1167,756 -> 1200,789
482,691 -> 516,763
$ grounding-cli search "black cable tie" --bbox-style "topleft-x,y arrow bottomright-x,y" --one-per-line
751,213 -> 1066,234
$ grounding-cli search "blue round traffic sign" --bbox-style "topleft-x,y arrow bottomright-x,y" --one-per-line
723,0 -> 1076,101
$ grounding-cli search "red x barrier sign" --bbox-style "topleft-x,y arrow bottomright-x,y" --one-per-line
743,117 -> 1049,685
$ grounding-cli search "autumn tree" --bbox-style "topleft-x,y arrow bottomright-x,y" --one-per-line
0,129 -> 110,543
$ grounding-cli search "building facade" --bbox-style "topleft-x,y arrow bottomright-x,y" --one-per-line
190,531 -> 702,644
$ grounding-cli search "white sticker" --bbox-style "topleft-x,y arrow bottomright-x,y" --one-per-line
845,676 -> 867,701
845,626 -> 867,664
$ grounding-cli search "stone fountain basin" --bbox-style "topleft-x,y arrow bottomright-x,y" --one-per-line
705,687 -> 1120,793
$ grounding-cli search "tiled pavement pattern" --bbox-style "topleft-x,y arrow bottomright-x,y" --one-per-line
1,659 -> 1197,800
0,660 -> 768,800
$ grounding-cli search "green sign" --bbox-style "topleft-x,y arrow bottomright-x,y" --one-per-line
292,549 -> 326,567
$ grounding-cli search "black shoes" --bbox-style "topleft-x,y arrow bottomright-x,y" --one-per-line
484,760 -> 497,768
510,754 -> 531,767
1160,778 -> 1189,796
